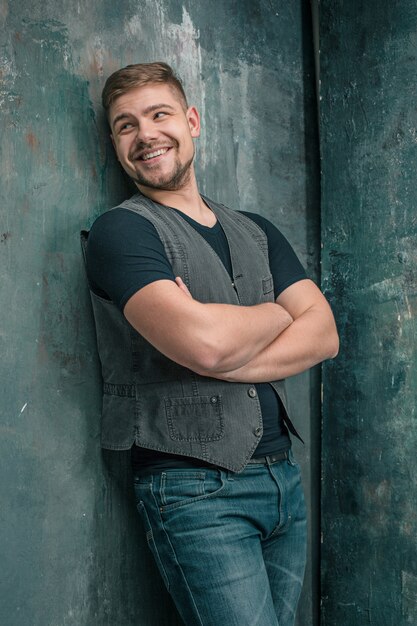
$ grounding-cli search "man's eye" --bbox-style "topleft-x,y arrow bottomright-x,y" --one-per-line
154,111 -> 167,119
116,122 -> 134,133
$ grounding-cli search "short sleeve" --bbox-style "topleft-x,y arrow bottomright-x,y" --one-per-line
86,208 -> 175,310
239,211 -> 307,299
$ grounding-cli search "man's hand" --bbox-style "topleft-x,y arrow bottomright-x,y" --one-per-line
202,279 -> 339,382
175,276 -> 193,298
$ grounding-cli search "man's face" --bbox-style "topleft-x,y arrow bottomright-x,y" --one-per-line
109,83 -> 200,192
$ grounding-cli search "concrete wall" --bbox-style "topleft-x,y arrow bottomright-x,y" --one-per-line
0,1 -> 319,624
320,2 -> 417,624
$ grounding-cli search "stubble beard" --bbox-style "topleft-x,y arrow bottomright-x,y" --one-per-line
130,145 -> 195,192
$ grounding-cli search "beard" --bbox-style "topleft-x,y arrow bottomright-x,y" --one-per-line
129,142 -> 195,192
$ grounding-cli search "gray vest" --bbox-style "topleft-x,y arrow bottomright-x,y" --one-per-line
82,193 -> 301,473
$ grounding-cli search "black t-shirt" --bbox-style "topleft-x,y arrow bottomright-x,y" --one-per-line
86,206 -> 307,471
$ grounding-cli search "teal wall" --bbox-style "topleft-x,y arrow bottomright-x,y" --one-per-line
320,2 -> 417,624
0,1 -> 319,624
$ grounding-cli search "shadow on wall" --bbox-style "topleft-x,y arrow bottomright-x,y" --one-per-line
85,450 -> 183,625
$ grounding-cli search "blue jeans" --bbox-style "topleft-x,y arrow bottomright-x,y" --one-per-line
133,452 -> 307,626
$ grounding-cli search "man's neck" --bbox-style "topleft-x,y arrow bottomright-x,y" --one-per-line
136,176 -> 216,226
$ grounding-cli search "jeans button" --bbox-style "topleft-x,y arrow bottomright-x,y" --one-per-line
248,387 -> 257,398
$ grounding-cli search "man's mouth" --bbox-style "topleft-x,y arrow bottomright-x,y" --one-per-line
139,147 -> 171,161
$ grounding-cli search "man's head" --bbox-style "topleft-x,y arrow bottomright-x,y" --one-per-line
102,62 -> 200,194
102,62 -> 188,113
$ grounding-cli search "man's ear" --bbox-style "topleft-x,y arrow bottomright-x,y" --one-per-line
187,106 -> 200,139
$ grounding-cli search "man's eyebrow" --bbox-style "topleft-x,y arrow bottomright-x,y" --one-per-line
111,112 -> 130,128
143,103 -> 176,115
111,103 -> 176,129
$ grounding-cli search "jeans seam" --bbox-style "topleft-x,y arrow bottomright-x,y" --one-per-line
152,490 -> 205,626
138,500 -> 171,591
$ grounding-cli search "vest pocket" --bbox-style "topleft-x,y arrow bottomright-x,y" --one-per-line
165,395 -> 224,442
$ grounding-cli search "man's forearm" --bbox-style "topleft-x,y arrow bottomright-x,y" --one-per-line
186,299 -> 293,373
201,304 -> 339,382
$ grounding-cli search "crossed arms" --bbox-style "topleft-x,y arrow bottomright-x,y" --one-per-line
123,276 -> 339,382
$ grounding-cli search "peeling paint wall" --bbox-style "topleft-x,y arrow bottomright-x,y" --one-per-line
320,3 -> 417,625
0,1 -> 318,624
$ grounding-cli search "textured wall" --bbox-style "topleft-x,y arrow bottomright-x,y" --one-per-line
0,1 -> 318,624
320,2 -> 417,624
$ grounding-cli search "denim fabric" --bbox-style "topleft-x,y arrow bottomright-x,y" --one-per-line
133,452 -> 307,626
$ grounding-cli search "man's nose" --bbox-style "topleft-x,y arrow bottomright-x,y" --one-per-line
136,120 -> 158,143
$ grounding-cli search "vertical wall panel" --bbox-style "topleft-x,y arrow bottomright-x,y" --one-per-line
0,1 -> 318,623
320,2 -> 417,624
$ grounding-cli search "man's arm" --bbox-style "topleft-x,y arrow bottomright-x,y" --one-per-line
201,279 -> 339,382
123,279 -> 293,373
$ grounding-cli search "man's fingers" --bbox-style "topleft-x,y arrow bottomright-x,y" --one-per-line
175,276 -> 193,298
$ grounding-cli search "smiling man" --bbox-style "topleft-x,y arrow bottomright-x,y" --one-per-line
110,83 -> 196,191
84,62 -> 338,626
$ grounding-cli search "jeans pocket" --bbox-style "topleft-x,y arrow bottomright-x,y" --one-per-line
137,501 -> 171,591
159,468 -> 226,512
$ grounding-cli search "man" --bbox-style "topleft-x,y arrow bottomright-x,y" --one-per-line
84,62 -> 338,626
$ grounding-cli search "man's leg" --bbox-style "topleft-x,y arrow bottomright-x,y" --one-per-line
134,465 -> 291,626
262,453 -> 307,626
133,457 -> 306,626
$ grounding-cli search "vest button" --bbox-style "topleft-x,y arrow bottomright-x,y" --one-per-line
210,396 -> 218,404
254,427 -> 262,437
247,387 -> 257,398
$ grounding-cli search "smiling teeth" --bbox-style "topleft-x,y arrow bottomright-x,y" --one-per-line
142,148 -> 169,161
